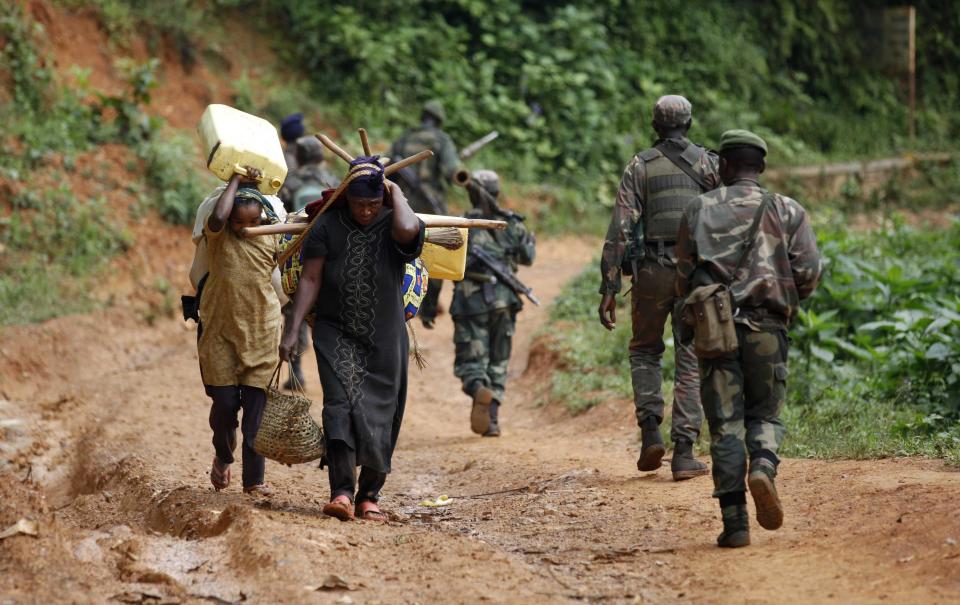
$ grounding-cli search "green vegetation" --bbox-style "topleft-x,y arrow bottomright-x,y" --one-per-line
541,213 -> 960,464
0,5 -> 208,325
243,0 -> 960,193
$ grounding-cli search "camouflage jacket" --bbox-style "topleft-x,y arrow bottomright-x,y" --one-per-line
389,125 -> 459,212
451,209 -> 536,318
675,180 -> 823,329
279,163 -> 341,212
599,137 -> 720,295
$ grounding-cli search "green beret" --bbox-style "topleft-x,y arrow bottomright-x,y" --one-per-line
719,129 -> 767,156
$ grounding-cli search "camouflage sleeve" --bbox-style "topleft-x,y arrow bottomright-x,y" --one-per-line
702,150 -> 722,190
438,133 -> 460,182
674,210 -> 697,299
513,219 -> 536,266
784,200 -> 823,301
599,156 -> 644,295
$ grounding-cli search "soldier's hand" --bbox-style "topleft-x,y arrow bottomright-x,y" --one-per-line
598,293 -> 617,331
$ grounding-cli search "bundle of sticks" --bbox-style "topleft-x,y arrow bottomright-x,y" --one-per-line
243,129 -> 507,266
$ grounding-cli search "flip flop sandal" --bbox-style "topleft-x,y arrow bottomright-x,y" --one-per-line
323,496 -> 354,521
210,457 -> 230,491
355,500 -> 387,522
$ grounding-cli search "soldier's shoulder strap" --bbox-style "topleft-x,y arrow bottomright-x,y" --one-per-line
637,148 -> 661,162
654,141 -> 712,191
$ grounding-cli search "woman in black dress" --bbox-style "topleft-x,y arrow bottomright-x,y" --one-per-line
280,156 -> 424,521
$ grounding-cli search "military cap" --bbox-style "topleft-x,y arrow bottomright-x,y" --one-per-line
423,100 -> 446,124
472,169 -> 500,197
718,129 -> 768,156
652,95 -> 692,128
295,135 -> 324,164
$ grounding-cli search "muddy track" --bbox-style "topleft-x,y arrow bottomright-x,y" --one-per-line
1,236 -> 959,605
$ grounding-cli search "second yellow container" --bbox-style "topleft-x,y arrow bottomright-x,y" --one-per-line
420,228 -> 468,281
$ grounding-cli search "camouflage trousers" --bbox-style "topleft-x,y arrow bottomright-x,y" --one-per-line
700,325 -> 788,497
453,309 -> 516,402
420,278 -> 444,322
629,260 -> 702,443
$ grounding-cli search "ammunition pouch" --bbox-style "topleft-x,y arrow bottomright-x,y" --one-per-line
681,284 -> 738,358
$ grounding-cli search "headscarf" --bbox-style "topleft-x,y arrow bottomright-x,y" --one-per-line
345,155 -> 385,199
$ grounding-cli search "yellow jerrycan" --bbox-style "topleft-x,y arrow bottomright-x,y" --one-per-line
198,104 -> 288,195
420,227 -> 468,280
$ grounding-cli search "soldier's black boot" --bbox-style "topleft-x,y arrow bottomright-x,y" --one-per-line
484,400 -> 501,437
670,438 -> 709,481
470,382 -> 493,435
637,416 -> 666,472
282,357 -> 306,390
748,455 -> 783,530
716,494 -> 750,548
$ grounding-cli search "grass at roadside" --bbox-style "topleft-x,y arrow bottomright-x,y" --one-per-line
539,213 -> 960,465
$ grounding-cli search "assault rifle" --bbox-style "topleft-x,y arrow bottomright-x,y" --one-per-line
462,177 -> 523,222
468,245 -> 540,306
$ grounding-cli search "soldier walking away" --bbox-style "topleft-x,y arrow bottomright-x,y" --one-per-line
280,113 -> 305,171
675,130 -> 822,548
277,137 -> 342,389
389,100 -> 460,329
598,95 -> 719,481
452,171 -> 535,436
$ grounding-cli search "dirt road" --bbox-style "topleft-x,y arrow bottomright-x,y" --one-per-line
1,236 -> 959,605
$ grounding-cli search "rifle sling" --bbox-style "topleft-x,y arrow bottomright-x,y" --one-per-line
726,193 -> 773,288
655,142 -> 711,191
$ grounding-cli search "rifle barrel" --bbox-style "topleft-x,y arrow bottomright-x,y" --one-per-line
459,130 -> 499,160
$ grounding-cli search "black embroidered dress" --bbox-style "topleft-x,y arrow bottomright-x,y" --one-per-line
303,206 -> 425,473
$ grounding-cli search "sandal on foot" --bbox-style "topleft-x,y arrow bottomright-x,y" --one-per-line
210,457 -> 230,491
323,495 -> 354,521
243,484 -> 273,497
355,500 -> 387,522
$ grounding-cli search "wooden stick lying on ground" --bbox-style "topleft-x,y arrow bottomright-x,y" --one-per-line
243,215 -> 506,238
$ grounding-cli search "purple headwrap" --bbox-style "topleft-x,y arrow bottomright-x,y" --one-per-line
346,155 -> 385,199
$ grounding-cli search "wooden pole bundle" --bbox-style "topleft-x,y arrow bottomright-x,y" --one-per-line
274,130 -> 437,268
244,214 -> 506,238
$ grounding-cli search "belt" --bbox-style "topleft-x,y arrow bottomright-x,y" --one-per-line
735,306 -> 787,327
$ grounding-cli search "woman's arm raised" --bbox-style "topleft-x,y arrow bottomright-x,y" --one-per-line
386,180 -> 420,244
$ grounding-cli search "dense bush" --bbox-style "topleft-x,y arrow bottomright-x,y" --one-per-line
239,0 -> 960,192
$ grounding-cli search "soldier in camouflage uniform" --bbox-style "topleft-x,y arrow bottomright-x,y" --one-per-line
277,137 -> 341,389
451,170 -> 535,437
675,129 -> 822,548
389,101 -> 460,329
279,136 -> 341,213
598,95 -> 720,480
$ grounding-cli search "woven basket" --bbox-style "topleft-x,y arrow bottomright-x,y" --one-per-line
254,365 -> 324,465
